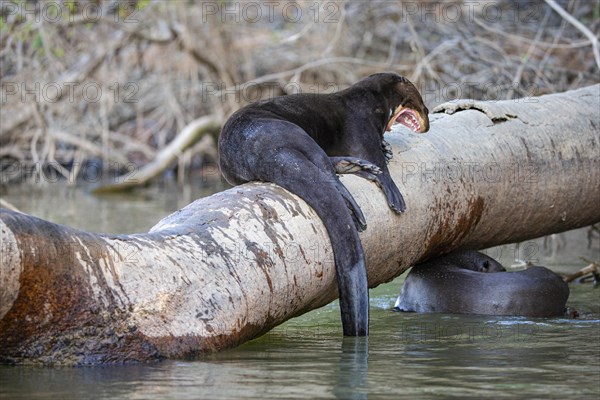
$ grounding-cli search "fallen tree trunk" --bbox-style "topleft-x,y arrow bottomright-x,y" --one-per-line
1,85 -> 599,365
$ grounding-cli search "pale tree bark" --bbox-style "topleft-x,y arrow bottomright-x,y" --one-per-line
1,85 -> 599,365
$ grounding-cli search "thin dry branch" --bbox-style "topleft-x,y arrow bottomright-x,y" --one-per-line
507,8 -> 551,99
92,115 -> 221,193
473,17 -> 591,49
213,57 -> 412,98
1,33 -> 132,136
563,263 -> 599,283
48,130 -> 131,164
2,1 -> 597,184
545,0 -> 600,70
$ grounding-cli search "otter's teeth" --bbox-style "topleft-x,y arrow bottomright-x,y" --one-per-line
401,113 -> 420,132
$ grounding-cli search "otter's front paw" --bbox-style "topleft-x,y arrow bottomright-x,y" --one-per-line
331,157 -> 382,177
382,140 -> 393,162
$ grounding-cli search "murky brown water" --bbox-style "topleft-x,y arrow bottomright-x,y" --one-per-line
1,182 -> 598,399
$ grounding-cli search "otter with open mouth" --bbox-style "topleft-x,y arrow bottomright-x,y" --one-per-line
219,73 -> 429,336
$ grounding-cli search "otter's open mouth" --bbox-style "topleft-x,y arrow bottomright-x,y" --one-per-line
386,106 -> 427,133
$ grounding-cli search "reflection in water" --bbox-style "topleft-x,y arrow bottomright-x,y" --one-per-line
4,313 -> 598,399
333,337 -> 369,400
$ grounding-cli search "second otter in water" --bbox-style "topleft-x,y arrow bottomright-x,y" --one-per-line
394,250 -> 569,317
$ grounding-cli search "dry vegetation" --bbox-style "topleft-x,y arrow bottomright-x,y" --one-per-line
1,0 -> 598,184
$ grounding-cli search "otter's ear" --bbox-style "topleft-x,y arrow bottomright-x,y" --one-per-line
393,80 -> 415,101
482,261 -> 490,272
394,75 -> 408,84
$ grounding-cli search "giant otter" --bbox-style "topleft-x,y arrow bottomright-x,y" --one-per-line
394,250 -> 570,317
219,73 -> 429,336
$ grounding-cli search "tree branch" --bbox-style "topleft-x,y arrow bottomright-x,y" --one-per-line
544,0 -> 600,70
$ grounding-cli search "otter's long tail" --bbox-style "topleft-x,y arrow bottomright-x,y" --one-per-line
267,149 -> 369,336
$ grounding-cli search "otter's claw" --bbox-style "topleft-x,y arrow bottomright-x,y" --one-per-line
331,157 -> 382,176
382,140 -> 393,162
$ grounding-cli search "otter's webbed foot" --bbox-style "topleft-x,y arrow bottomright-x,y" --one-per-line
375,172 -> 406,213
331,157 -> 381,179
382,140 -> 393,162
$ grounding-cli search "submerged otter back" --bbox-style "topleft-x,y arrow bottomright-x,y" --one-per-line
395,253 -> 569,317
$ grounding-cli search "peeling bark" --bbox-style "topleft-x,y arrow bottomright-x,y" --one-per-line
1,85 -> 599,365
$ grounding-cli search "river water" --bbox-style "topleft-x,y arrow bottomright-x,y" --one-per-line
1,183 -> 598,399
